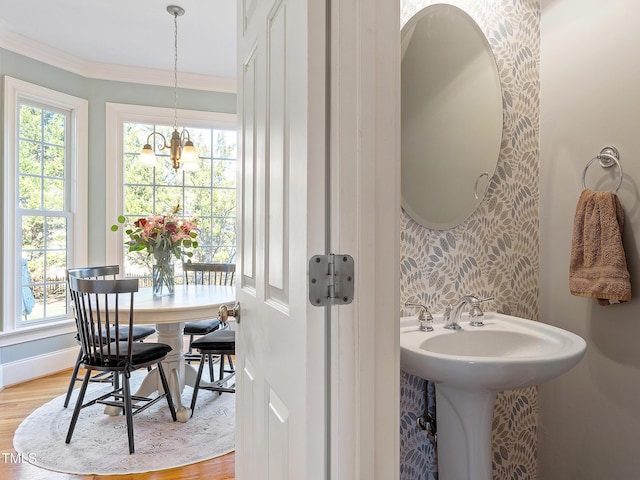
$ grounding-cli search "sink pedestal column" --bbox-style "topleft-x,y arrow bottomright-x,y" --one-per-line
436,384 -> 497,480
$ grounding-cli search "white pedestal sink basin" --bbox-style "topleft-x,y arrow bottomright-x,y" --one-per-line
400,313 -> 586,480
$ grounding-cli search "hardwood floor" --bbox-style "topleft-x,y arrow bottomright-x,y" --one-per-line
0,369 -> 235,479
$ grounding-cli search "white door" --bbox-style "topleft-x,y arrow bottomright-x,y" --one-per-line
235,0 -> 328,478
235,0 -> 401,479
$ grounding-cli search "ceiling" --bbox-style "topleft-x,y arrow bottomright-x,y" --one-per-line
0,0 -> 237,80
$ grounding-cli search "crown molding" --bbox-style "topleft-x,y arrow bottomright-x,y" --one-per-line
90,63 -> 237,93
0,28 -> 236,94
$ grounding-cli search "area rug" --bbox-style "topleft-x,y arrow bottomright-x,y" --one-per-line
13,371 -> 235,475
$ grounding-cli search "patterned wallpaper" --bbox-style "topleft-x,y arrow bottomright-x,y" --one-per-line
399,0 -> 540,479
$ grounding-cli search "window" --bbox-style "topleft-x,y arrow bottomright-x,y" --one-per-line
3,77 -> 88,335
105,104 -> 236,280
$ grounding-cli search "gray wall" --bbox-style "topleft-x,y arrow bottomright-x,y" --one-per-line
539,0 -> 640,478
0,48 -> 235,365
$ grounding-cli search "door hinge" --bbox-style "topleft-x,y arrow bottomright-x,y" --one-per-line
309,254 -> 355,306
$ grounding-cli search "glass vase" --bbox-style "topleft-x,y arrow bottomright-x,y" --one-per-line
152,250 -> 175,297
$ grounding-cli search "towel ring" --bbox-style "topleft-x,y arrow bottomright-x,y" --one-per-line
581,146 -> 623,194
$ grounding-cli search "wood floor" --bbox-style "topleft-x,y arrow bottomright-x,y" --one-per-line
0,369 -> 235,479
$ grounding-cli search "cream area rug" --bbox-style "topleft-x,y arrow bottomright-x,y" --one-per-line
13,371 -> 235,475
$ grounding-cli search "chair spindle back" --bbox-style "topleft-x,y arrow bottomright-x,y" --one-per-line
68,275 -> 139,369
183,263 -> 235,286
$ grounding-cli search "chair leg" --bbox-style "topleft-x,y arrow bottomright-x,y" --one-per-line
217,355 -> 227,395
186,334 -> 195,363
63,348 -> 83,408
123,373 -> 135,454
157,363 -> 177,422
227,354 -> 234,371
208,354 -> 215,382
65,370 -> 91,444
190,355 -> 206,417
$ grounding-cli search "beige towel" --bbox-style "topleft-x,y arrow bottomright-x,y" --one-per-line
569,189 -> 631,305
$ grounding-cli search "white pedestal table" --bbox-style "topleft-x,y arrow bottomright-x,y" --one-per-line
105,284 -> 235,422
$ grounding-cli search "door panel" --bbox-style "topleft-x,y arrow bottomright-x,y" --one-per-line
238,359 -> 256,480
241,46 -> 257,287
268,389 -> 290,479
266,1 -> 288,301
236,0 -> 327,479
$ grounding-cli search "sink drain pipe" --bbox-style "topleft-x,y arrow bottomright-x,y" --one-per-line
417,380 -> 437,442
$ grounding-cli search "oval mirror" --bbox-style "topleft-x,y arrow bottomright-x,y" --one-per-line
401,4 -> 503,230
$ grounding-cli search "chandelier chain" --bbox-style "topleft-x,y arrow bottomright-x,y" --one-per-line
173,9 -> 179,131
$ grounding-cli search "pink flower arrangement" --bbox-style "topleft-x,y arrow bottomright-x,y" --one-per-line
112,204 -> 199,260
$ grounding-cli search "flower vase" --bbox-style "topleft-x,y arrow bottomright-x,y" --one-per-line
152,250 -> 175,297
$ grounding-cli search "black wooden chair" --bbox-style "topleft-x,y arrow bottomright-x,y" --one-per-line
65,275 -> 177,454
189,303 -> 238,416
182,262 -> 235,380
63,266 -> 155,408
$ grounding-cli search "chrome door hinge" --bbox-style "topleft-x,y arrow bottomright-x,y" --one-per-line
309,254 -> 355,306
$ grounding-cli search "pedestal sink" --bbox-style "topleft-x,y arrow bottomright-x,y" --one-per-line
400,313 -> 586,480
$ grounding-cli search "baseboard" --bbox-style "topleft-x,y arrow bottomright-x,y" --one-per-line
0,333 -> 180,390
0,346 -> 78,389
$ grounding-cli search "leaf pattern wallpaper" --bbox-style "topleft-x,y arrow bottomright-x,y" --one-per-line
399,0 -> 540,479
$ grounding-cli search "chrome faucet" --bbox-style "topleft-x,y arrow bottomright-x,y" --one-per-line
443,295 -> 494,330
405,302 -> 434,332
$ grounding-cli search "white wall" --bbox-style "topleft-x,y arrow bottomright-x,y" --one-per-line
539,0 -> 640,477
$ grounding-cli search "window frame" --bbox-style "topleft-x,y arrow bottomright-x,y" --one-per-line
104,103 -> 237,270
1,76 -> 88,344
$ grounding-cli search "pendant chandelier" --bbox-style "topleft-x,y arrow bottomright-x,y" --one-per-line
138,5 -> 199,171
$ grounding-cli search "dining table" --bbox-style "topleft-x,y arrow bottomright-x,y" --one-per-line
104,283 -> 235,422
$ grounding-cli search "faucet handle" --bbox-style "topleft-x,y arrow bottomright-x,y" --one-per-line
405,302 -> 434,331
469,296 -> 494,326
